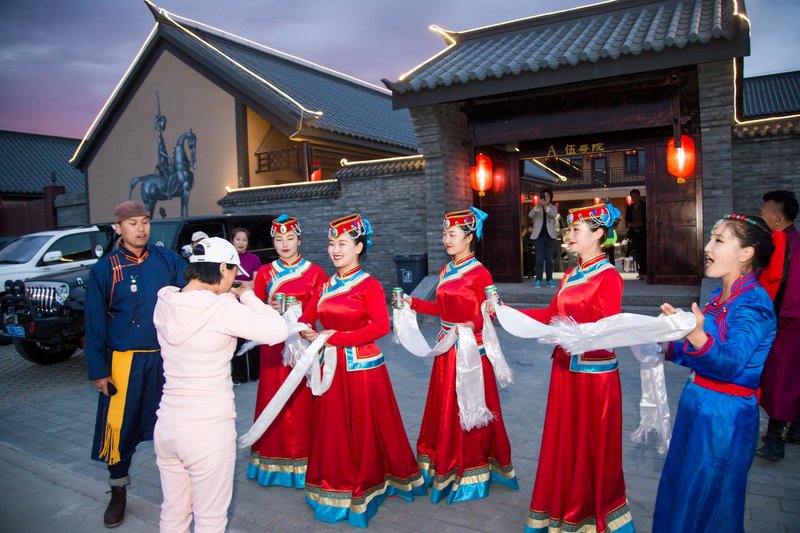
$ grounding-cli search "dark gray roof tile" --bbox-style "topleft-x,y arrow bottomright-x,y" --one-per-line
0,131 -> 85,195
743,71 -> 800,118
217,180 -> 340,207
390,0 -> 744,96
332,156 -> 425,179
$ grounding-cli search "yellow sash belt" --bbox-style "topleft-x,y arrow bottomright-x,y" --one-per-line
98,349 -> 158,465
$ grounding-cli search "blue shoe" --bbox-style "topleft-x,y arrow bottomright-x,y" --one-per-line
534,280 -> 542,288
546,280 -> 556,287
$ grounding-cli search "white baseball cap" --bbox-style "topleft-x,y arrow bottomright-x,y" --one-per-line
191,231 -> 209,242
189,237 -> 248,277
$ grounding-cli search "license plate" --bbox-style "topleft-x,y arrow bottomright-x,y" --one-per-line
4,324 -> 25,338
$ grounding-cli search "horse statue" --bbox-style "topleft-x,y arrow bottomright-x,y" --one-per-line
129,130 -> 197,218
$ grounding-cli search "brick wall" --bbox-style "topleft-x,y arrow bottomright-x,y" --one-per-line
732,133 -> 800,215
698,60 -> 736,237
222,171 -> 429,295
410,103 -> 472,271
54,192 -> 88,227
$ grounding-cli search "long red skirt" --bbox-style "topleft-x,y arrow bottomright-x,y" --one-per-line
526,348 -> 633,533
417,348 -> 518,504
246,342 -> 313,488
304,349 -> 424,527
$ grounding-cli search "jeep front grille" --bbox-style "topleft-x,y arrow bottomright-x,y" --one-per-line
27,286 -> 59,314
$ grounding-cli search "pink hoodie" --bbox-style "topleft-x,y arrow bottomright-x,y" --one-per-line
153,287 -> 288,426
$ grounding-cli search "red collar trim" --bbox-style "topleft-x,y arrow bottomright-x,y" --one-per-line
338,265 -> 362,279
453,253 -> 475,267
279,255 -> 302,267
578,253 -> 606,269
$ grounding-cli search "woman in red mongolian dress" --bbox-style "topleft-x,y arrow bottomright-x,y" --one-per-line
517,203 -> 634,533
406,207 -> 518,503
247,215 -> 326,488
298,214 -> 425,528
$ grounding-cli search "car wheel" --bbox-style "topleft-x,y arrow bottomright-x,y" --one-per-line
13,339 -> 76,365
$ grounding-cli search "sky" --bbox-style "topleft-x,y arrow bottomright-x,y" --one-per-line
1,0 -> 798,139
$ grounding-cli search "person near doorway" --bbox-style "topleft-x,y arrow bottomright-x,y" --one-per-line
405,207 -> 519,504
85,200 -> 186,528
529,188 -> 558,287
654,213 -> 777,532
757,190 -> 800,461
230,227 -> 262,384
625,189 -> 647,278
511,202 -> 633,533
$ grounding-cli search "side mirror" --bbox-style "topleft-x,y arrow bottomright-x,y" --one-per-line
43,251 -> 63,263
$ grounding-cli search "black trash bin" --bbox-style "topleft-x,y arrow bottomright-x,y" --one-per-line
392,253 -> 428,295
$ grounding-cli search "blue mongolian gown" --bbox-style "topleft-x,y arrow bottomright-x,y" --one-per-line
653,272 -> 776,533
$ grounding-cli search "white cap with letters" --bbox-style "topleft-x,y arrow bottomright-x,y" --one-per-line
189,237 -> 248,277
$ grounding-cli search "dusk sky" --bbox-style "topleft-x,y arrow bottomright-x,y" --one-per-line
1,0 -> 798,139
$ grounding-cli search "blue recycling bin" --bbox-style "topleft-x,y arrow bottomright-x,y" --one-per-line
393,253 -> 428,295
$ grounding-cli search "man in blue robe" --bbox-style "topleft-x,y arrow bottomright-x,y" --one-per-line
85,201 -> 186,528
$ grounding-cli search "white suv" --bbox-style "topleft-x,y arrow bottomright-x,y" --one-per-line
0,225 -> 115,290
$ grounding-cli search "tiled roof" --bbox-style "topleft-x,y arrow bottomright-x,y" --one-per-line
332,156 -> 425,179
742,71 -> 800,118
735,119 -> 799,138
187,27 -> 417,151
0,130 -> 85,195
386,0 -> 747,97
217,180 -> 340,207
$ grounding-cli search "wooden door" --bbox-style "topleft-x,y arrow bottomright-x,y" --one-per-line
647,137 -> 703,285
477,154 -> 522,282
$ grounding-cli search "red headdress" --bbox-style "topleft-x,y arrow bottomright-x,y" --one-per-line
271,214 -> 301,237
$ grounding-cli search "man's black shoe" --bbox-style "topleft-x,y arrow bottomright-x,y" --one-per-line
104,486 -> 126,528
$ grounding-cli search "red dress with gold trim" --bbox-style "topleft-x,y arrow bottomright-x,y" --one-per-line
410,253 -> 518,504
520,254 -> 633,533
298,266 -> 425,527
247,256 -> 326,488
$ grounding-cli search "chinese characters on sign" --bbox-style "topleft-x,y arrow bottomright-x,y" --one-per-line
546,143 -> 605,157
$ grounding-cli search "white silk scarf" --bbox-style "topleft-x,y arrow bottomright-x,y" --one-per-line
238,328 -> 333,449
629,343 -> 672,454
393,302 -> 514,431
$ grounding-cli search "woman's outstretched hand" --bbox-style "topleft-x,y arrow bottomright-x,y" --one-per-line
661,302 -> 706,349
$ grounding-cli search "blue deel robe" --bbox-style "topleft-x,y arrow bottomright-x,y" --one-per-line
653,273 -> 776,533
85,243 -> 185,464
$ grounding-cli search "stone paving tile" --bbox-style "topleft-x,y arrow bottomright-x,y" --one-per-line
1,324 -> 799,531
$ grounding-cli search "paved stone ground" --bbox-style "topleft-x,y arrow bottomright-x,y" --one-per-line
0,327 -> 798,532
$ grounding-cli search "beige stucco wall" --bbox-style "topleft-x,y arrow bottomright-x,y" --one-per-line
87,49 -> 236,222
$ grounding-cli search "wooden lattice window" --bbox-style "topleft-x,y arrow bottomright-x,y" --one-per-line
255,146 -> 302,174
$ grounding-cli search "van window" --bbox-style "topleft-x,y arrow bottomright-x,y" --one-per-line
149,221 -> 181,249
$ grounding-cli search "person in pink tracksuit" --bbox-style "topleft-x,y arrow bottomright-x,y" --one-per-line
153,237 -> 288,532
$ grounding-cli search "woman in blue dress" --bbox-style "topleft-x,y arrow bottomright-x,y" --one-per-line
654,214 -> 778,533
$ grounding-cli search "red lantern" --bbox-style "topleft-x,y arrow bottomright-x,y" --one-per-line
533,193 -> 540,206
471,153 -> 493,196
626,195 -> 633,206
667,134 -> 696,183
310,161 -> 322,181
594,197 -> 601,205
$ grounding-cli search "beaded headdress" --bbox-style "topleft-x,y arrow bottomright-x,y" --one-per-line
329,213 -> 373,248
715,213 -> 772,235
566,202 -> 621,248
443,206 -> 489,240
270,214 -> 301,237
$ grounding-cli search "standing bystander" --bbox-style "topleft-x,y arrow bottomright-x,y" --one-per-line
757,190 -> 800,461
625,189 -> 647,278
85,201 -> 186,528
529,189 -> 559,287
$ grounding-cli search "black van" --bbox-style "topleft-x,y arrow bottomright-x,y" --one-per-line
0,214 -> 277,365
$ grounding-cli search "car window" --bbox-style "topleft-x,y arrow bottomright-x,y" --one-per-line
181,222 -> 226,246
42,232 -> 95,263
149,221 -> 181,249
0,235 -> 52,264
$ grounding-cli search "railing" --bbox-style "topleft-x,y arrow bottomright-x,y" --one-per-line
551,166 -> 645,189
255,146 -> 302,174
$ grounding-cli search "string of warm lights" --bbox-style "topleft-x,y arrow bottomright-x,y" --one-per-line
69,25 -> 159,164
166,10 -> 391,94
340,154 -> 424,167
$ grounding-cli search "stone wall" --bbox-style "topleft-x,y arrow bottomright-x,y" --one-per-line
54,192 -> 88,227
410,103 -> 472,271
698,60 -> 736,237
222,172 -> 429,294
732,133 -> 800,215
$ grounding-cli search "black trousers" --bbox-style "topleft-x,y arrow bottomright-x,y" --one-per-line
231,338 -> 260,382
